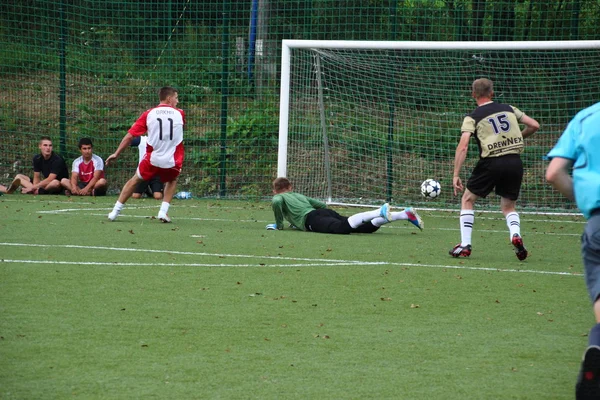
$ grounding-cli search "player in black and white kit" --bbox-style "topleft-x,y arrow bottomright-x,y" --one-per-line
450,78 -> 540,261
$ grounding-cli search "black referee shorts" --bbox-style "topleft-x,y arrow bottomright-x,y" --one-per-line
466,154 -> 523,201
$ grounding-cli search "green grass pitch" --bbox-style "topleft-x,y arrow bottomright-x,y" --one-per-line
0,195 -> 591,399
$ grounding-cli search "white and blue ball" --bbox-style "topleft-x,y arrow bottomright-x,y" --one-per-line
420,179 -> 441,198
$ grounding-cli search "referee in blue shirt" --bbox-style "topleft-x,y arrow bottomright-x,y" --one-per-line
546,101 -> 600,400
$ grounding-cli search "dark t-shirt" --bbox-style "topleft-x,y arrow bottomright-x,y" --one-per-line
32,152 -> 69,180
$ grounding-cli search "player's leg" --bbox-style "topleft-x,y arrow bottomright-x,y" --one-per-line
156,168 -> 180,223
305,205 -> 390,234
110,159 -> 160,220
162,179 -> 177,203
305,209 -> 353,234
501,196 -> 527,260
450,160 -> 492,257
353,222 -> 380,233
108,174 -> 144,221
449,189 -> 478,257
496,155 -> 526,260
371,208 -> 424,230
346,203 -> 391,229
577,212 -> 600,399
117,176 -> 141,203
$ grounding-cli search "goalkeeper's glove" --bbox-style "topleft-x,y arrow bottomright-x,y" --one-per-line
266,223 -> 278,230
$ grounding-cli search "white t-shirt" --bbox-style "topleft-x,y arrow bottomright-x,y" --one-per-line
72,154 -> 104,183
128,104 -> 185,169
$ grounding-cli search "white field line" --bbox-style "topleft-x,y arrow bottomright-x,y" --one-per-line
0,242 -> 582,277
37,206 -> 586,226
34,210 -> 583,237
37,206 -> 158,213
0,242 -> 360,263
5,197 -> 581,218
48,209 -> 581,236
1,259 -> 367,268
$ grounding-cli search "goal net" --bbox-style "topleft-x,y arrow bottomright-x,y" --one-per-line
278,40 -> 600,211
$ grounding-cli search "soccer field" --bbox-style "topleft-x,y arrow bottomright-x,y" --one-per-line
0,196 -> 590,399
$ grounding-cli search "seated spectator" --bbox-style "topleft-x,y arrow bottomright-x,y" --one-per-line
5,136 -> 70,195
68,138 -> 107,196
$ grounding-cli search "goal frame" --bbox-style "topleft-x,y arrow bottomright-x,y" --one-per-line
277,39 -> 600,205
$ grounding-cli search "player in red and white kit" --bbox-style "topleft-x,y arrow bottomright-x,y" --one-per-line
68,137 -> 107,196
106,86 -> 185,222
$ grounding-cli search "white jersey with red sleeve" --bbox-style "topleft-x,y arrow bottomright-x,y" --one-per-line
128,104 -> 185,169
72,154 -> 105,183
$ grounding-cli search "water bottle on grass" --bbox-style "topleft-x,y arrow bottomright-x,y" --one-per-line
174,191 -> 193,199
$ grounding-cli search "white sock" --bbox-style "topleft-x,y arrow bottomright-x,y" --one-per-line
371,211 -> 408,227
460,210 -> 475,246
159,202 -> 170,215
112,201 -> 124,212
506,212 -> 521,238
347,208 -> 382,229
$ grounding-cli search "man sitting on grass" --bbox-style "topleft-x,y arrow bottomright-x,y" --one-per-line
4,136 -> 70,195
67,138 -> 108,196
266,177 -> 423,234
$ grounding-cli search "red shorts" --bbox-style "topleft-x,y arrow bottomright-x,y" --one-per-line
137,158 -> 181,183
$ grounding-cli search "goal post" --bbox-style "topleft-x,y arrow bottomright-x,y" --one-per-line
278,40 -> 600,210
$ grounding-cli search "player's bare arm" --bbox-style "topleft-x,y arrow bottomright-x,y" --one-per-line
452,131 -> 471,196
106,133 -> 135,165
546,157 -> 575,201
520,114 -> 540,138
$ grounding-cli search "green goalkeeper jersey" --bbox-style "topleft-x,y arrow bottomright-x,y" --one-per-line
271,191 -> 327,230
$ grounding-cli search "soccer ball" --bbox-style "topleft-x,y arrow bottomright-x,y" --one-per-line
421,179 -> 441,198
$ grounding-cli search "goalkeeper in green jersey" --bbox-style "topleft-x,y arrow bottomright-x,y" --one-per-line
267,177 -> 423,234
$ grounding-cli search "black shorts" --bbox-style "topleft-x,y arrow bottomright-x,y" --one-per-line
304,208 -> 379,234
38,187 -> 64,195
467,154 -> 523,200
134,176 -> 163,196
38,178 -> 65,195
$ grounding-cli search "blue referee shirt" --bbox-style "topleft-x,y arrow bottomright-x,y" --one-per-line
547,102 -> 600,219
